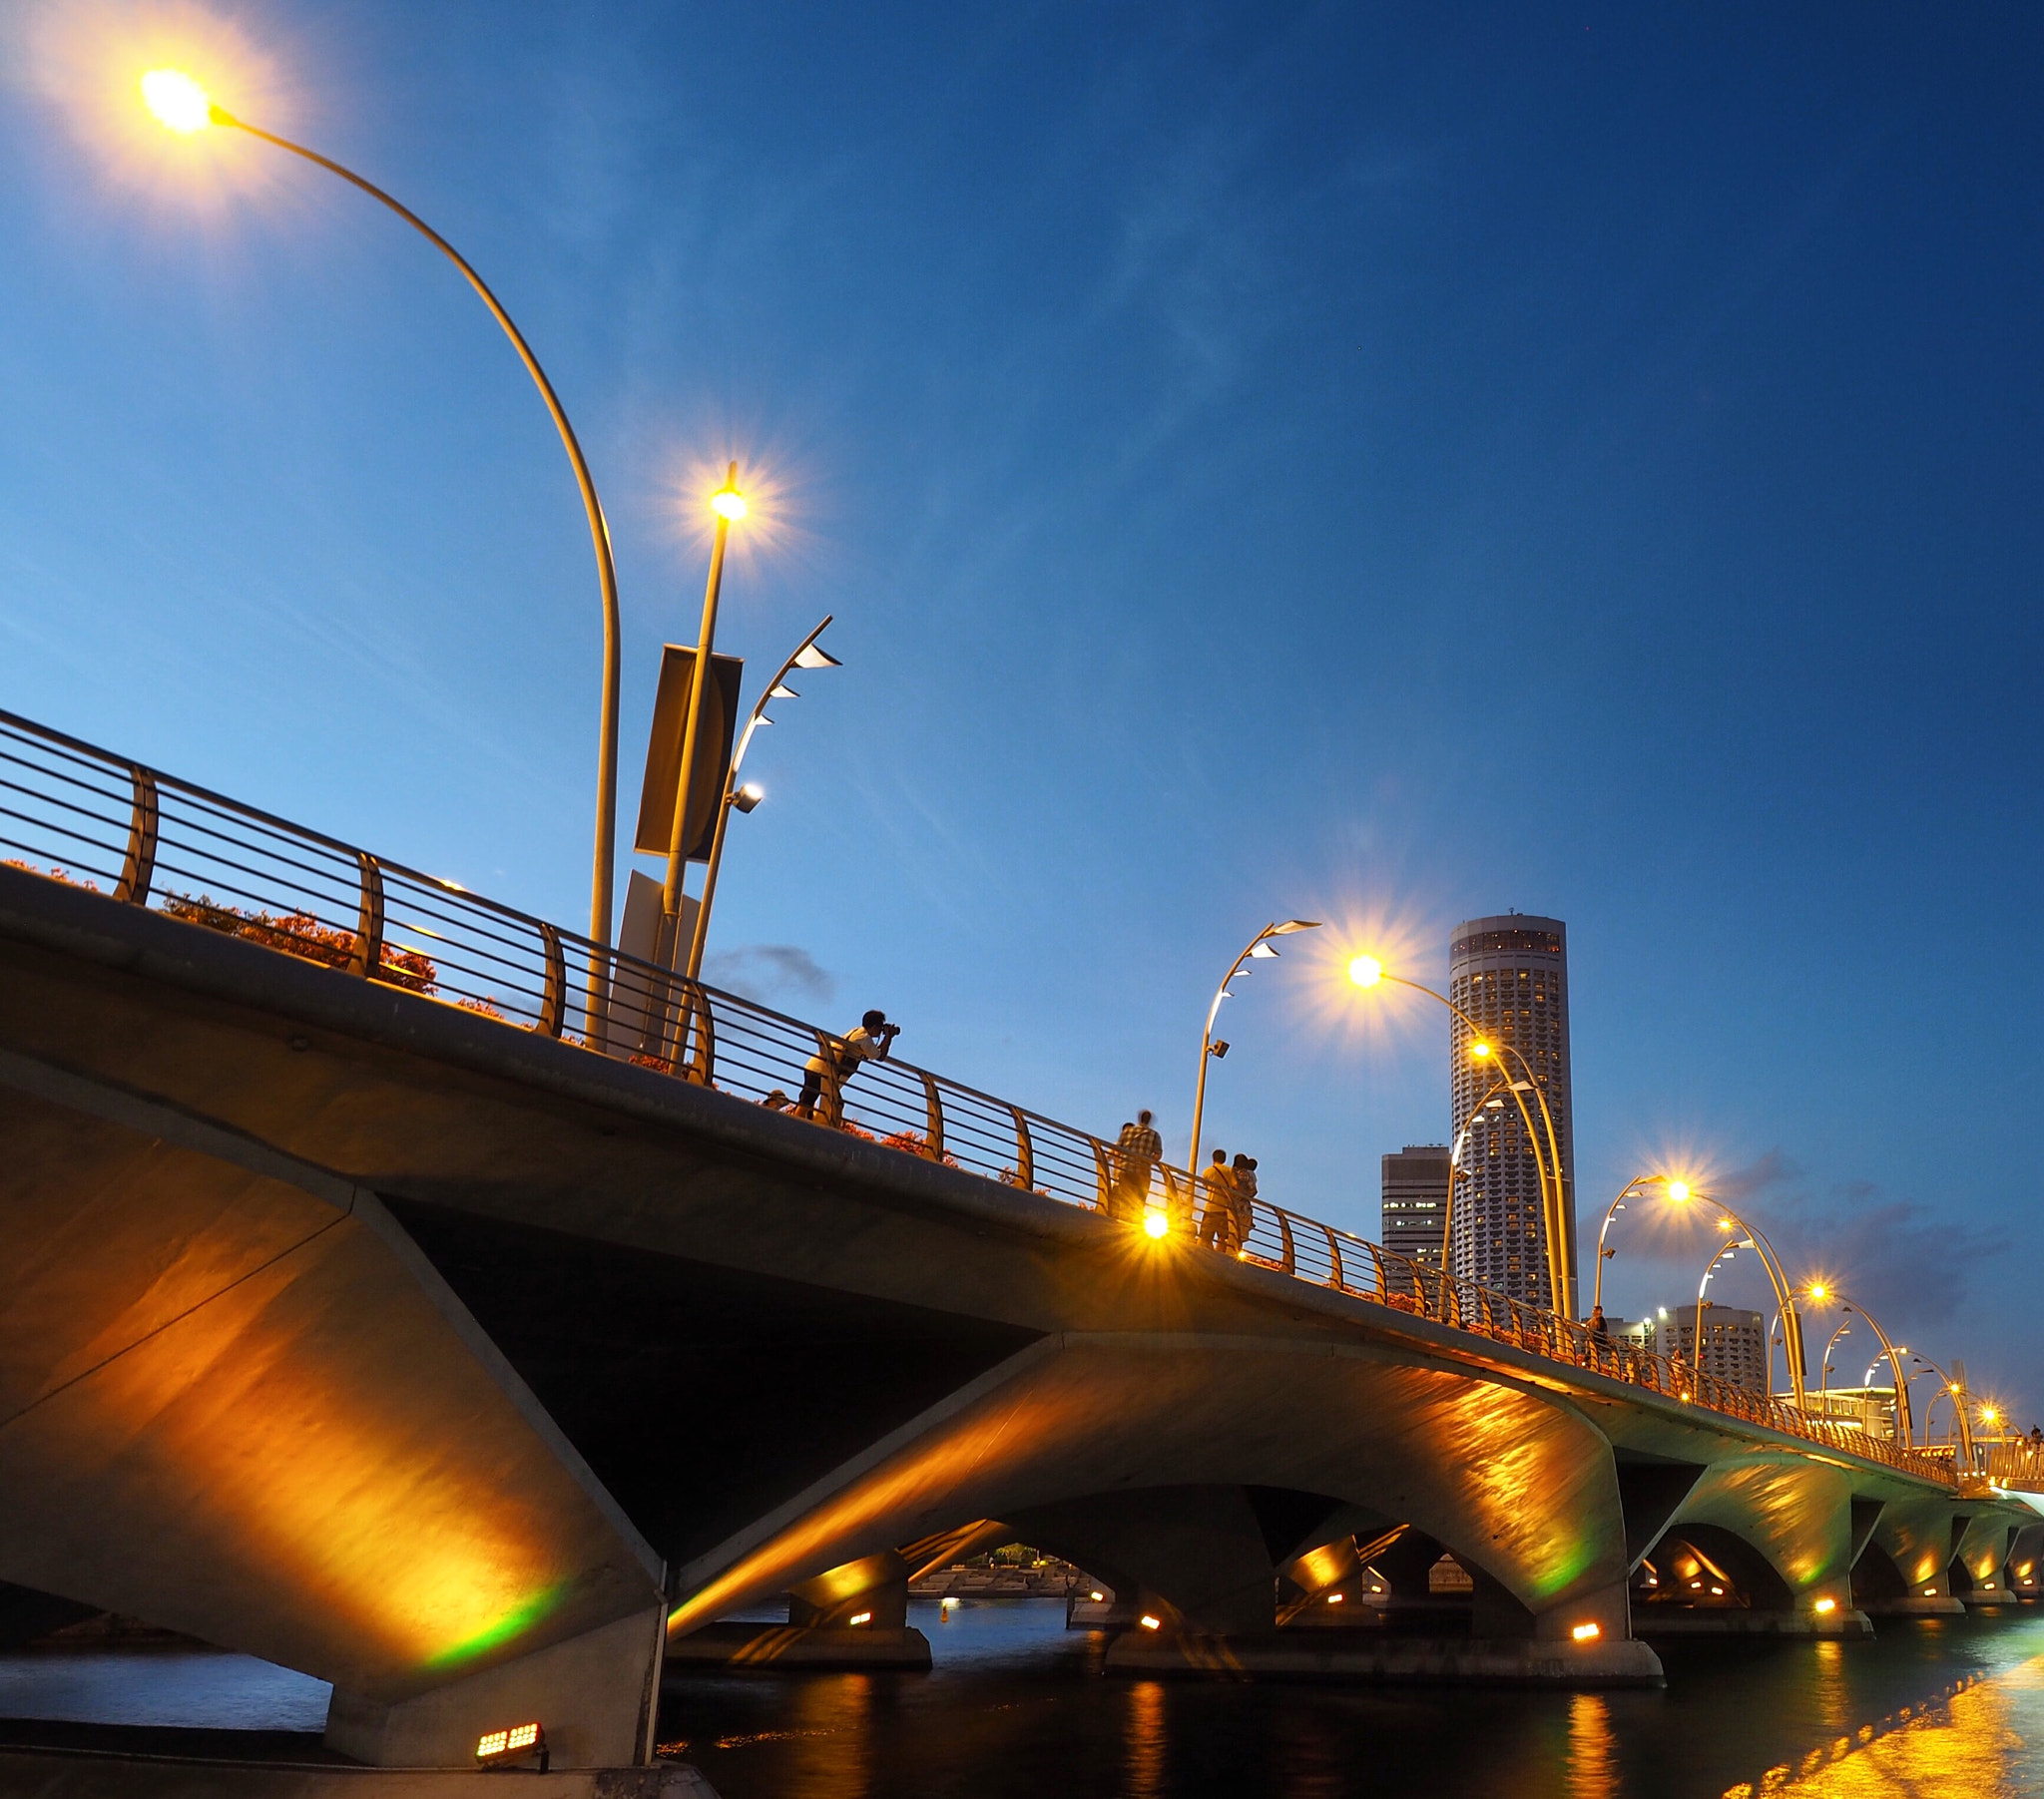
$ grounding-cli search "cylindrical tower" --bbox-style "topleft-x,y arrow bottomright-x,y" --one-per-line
1447,915 -> 1576,1312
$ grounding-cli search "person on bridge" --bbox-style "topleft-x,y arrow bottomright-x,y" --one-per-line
1589,1304 -> 1610,1340
1198,1150 -> 1238,1250
1231,1153 -> 1259,1249
798,1010 -> 900,1121
1111,1111 -> 1162,1221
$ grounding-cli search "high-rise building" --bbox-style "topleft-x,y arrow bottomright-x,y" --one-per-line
1642,1305 -> 1769,1394
1447,915 -> 1576,1312
1380,1145 -> 1451,1292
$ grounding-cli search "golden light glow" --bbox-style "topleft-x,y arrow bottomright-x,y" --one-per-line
711,485 -> 748,522
1139,1614 -> 1162,1630
141,69 -> 213,132
1813,1597 -> 1837,1614
476,1723 -> 542,1761
1090,1590 -> 1105,1601
1325,1592 -> 1344,1604
1806,1282 -> 1829,1303
1571,1621 -> 1601,1641
847,1609 -> 871,1626
1470,1041 -> 1492,1059
1143,1209 -> 1169,1239
1979,1404 -> 2000,1426
1666,1180 -> 1692,1202
1346,954 -> 1383,988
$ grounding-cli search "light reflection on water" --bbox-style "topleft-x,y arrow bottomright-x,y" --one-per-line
1,1604 -> 2040,1796
661,1601 -> 2044,1799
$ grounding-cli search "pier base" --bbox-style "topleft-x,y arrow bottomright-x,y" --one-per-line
1860,1595 -> 1966,1617
662,1621 -> 931,1671
1102,1627 -> 1663,1687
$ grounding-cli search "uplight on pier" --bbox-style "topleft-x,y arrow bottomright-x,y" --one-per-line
1143,1209 -> 1169,1239
1571,1621 -> 1600,1641
1139,1614 -> 1162,1630
848,1610 -> 872,1626
1812,1597 -> 1837,1614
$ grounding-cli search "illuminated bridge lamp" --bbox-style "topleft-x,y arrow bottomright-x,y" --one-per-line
1325,1592 -> 1344,1605
711,481 -> 748,522
1089,1590 -> 1106,1602
1571,1621 -> 1601,1641
476,1722 -> 547,1771
1667,1180 -> 1692,1203
1139,1614 -> 1162,1630
141,70 -> 217,134
848,1610 -> 872,1627
1812,1597 -> 1837,1615
1346,955 -> 1383,988
1143,1208 -> 1170,1239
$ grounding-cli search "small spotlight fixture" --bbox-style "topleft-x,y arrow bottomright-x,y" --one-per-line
477,1723 -> 547,1770
1325,1592 -> 1344,1605
1143,1209 -> 1169,1239
848,1610 -> 872,1627
1089,1590 -> 1105,1602
1571,1622 -> 1601,1642
1813,1597 -> 1837,1615
733,781 -> 765,814
1209,1040 -> 1230,1059
1139,1614 -> 1162,1630
940,1596 -> 960,1609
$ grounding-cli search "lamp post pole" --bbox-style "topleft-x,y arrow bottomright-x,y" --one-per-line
1590,1174 -> 1689,1317
1187,920 -> 1320,1225
1669,1190 -> 1810,1411
1819,1321 -> 1851,1398
1910,1354 -> 1976,1469
1349,961 -> 1573,1318
660,463 -> 744,969
682,615 -> 837,984
1691,1235 -> 1754,1378
148,80 -> 624,1026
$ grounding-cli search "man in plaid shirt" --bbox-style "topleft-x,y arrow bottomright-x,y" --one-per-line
1110,1110 -> 1162,1220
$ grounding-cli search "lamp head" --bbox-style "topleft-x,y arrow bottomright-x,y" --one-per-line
1469,1040 -> 1491,1060
1806,1281 -> 1828,1303
1346,955 -> 1383,988
733,782 -> 764,814
1665,1179 -> 1692,1203
712,485 -> 748,522
1272,919 -> 1321,935
142,70 -> 215,134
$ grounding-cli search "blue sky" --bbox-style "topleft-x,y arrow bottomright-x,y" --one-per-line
3,3 -> 2039,1422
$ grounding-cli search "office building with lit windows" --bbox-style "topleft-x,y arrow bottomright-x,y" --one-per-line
1447,915 -> 1577,1311
1381,1144 -> 1451,1294
1642,1305 -> 1770,1394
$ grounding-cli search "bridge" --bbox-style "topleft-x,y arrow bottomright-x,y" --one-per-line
2,706 -> 2039,1776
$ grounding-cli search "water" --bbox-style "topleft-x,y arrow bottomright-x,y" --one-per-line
4,1604 -> 2042,1796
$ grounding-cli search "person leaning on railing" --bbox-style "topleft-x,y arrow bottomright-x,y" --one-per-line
797,1009 -> 899,1121
1197,1150 -> 1237,1250
1106,1112 -> 1162,1221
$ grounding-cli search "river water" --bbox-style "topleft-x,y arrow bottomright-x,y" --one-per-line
5,1602 -> 2043,1796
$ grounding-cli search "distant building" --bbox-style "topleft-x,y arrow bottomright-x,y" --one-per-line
1641,1304 -> 1769,1393
1381,1145 -> 1451,1293
1447,916 -> 1576,1311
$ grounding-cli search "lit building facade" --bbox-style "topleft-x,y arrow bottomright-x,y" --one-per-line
1447,915 -> 1576,1311
1380,1144 -> 1451,1294
1643,1304 -> 1770,1394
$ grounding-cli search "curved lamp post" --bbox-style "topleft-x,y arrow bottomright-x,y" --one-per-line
1667,1189 -> 1811,1411
1437,1074 -> 1517,1321
660,465 -> 747,966
1590,1174 -> 1693,1317
1348,956 -> 1572,1317
1808,1290 -> 1912,1447
1819,1321 -> 1851,1397
1909,1353 -> 1976,1468
1692,1233 -> 1757,1378
141,71 -> 625,1017
1187,920 -> 1320,1214
682,615 -> 839,984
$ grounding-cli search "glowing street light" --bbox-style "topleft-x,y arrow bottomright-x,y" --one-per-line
681,615 -> 840,985
140,68 -> 627,1019
1346,954 -> 1572,1316
1590,1173 -> 1696,1316
659,465 -> 747,970
1187,919 -> 1320,1230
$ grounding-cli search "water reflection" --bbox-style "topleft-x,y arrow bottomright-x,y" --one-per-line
1125,1678 -> 1167,1799
1567,1692 -> 1616,1799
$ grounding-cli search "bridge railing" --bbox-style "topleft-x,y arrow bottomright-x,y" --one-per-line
1985,1444 -> 2044,1490
0,706 -> 1957,1489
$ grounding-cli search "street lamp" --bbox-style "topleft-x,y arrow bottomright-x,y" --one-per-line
681,616 -> 839,984
1590,1174 -> 1693,1317
1347,955 -> 1573,1317
140,70 -> 626,1010
1187,920 -> 1320,1222
1909,1354 -> 1976,1469
1659,1184 -> 1812,1412
1819,1321 -> 1851,1398
658,464 -> 746,969
1692,1233 -> 1756,1379
1803,1289 -> 1913,1447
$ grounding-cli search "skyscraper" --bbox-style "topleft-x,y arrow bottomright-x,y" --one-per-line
1380,1144 -> 1451,1293
1447,915 -> 1577,1313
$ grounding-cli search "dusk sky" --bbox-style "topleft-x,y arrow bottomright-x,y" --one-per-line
4,4 -> 2039,1421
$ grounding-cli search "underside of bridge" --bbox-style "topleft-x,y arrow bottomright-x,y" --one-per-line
3,866 -> 2034,1766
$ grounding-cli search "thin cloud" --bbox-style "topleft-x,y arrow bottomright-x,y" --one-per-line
705,943 -> 834,1009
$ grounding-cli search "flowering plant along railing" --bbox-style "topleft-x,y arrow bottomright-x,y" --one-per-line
0,706 -> 1956,1488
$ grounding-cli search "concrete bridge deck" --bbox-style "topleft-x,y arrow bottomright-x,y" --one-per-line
1,709 -> 2038,1774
